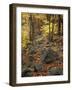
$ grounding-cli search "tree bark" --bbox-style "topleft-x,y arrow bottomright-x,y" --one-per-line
46,14 -> 51,41
29,14 -> 34,43
51,15 -> 54,41
58,15 -> 61,35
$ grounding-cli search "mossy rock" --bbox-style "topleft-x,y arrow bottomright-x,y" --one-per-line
34,64 -> 42,72
48,67 -> 63,75
41,48 -> 59,64
22,70 -> 33,77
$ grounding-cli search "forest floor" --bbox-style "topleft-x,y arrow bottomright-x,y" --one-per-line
22,34 -> 63,77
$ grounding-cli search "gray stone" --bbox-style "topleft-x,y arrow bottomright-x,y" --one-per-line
41,48 -> 59,64
22,70 -> 33,77
29,47 -> 36,54
34,64 -> 42,72
48,67 -> 63,75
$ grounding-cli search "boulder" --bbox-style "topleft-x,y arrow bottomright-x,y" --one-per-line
41,48 -> 59,64
29,56 -> 34,63
48,67 -> 63,75
22,70 -> 33,77
22,63 -> 34,77
34,64 -> 42,72
29,47 -> 36,54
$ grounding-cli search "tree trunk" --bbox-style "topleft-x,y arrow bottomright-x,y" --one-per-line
61,16 -> 63,35
58,15 -> 61,35
51,15 -> 54,41
29,14 -> 34,43
37,19 -> 41,35
46,14 -> 51,41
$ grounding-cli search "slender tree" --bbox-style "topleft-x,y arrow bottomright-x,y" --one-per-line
58,15 -> 61,35
51,15 -> 55,41
37,18 -> 41,35
60,15 -> 63,35
29,14 -> 34,43
46,14 -> 51,41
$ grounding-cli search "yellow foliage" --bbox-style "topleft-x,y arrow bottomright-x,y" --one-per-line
22,30 -> 29,48
41,22 -> 53,37
50,23 -> 52,32
36,37 -> 43,42
21,13 -> 63,49
41,25 -> 49,37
